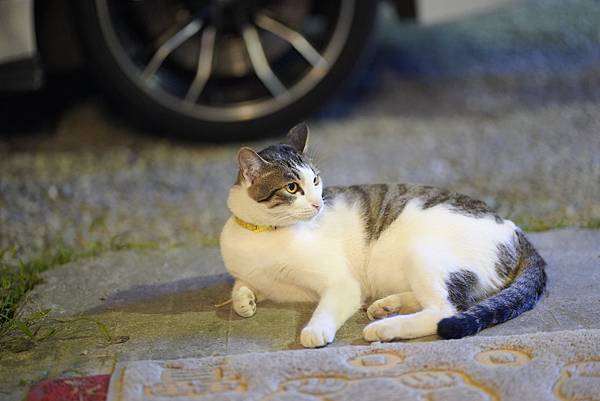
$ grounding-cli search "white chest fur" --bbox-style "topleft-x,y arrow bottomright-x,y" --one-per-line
220,201 -> 370,302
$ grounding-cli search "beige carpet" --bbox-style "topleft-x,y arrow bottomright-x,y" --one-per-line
107,329 -> 600,401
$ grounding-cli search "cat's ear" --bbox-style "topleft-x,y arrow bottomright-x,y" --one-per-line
238,147 -> 269,183
286,122 -> 309,153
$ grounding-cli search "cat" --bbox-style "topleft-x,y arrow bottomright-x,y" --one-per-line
220,123 -> 547,348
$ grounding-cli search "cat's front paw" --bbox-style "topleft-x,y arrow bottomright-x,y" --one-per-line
232,286 -> 256,318
300,323 -> 335,348
363,320 -> 396,342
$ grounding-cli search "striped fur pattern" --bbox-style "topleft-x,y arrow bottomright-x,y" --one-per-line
220,123 -> 547,347
323,184 -> 503,241
438,231 -> 547,339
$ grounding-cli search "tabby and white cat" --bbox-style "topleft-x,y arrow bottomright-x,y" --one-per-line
220,123 -> 546,348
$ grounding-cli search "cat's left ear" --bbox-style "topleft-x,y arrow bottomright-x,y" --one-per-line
286,122 -> 309,153
238,147 -> 270,184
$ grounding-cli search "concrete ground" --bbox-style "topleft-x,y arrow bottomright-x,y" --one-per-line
1,229 -> 600,400
1,0 -> 600,399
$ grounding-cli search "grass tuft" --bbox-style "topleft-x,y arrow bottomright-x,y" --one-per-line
0,238 -> 159,344
583,218 -> 600,229
512,215 -> 568,232
0,245 -> 80,333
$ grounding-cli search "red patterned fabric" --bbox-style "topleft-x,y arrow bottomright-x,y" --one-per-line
26,375 -> 110,401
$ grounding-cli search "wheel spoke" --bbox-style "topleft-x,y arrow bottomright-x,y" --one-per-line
143,19 -> 203,80
242,24 -> 290,100
255,13 -> 329,72
185,26 -> 216,104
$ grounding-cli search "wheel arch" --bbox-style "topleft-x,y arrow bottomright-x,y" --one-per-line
34,0 -> 85,74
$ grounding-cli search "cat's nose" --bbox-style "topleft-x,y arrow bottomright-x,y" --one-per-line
311,202 -> 321,210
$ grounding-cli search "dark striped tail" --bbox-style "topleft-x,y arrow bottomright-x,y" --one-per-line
437,231 -> 547,339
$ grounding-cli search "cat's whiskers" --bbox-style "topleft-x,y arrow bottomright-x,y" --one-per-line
264,209 -> 317,226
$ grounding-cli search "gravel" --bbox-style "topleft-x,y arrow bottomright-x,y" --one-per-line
1,0 -> 599,259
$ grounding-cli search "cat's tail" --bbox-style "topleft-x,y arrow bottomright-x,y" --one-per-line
437,230 -> 547,339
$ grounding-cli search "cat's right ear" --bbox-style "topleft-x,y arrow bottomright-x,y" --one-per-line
286,122 -> 309,153
238,147 -> 269,184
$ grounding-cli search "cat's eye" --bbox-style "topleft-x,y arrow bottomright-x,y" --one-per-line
313,176 -> 320,186
285,182 -> 299,194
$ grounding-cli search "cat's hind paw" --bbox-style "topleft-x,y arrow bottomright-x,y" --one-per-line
233,286 -> 256,318
300,323 -> 335,348
367,299 -> 403,321
366,292 -> 421,321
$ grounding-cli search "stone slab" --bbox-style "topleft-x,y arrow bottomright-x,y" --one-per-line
23,228 -> 600,342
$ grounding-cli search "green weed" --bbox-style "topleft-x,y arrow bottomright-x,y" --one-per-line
583,218 -> 600,229
0,237 -> 158,345
514,215 -> 600,232
199,235 -> 219,248
1,308 -> 126,352
0,245 -> 79,332
512,215 -> 569,232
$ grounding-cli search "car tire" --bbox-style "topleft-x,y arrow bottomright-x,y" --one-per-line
74,0 -> 377,141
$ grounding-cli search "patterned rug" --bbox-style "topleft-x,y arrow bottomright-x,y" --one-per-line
100,329 -> 600,401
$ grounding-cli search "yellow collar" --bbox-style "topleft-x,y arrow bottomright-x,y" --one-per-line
234,216 -> 277,233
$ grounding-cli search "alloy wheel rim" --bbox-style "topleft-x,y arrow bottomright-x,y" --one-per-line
95,0 -> 356,123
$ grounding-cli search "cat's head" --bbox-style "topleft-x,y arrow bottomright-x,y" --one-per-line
227,123 -> 323,227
